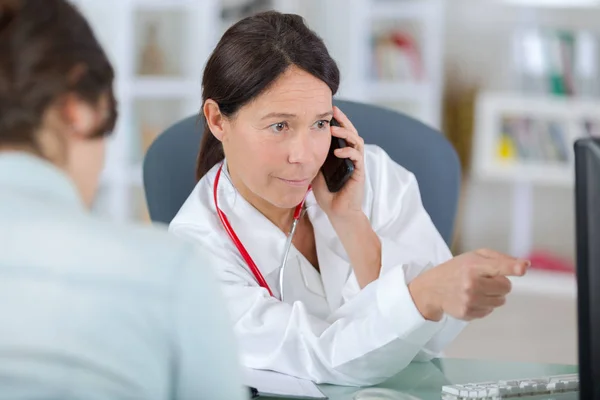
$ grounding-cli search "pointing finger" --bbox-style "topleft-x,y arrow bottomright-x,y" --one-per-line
478,258 -> 529,278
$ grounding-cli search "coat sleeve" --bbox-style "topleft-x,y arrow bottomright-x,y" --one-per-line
170,220 -> 447,387
342,145 -> 467,361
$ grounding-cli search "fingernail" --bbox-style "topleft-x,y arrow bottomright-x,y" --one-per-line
514,260 -> 529,274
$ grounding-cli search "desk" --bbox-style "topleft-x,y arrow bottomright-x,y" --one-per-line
262,358 -> 578,400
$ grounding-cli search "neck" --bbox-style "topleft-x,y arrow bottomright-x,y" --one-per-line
227,166 -> 296,233
253,195 -> 296,233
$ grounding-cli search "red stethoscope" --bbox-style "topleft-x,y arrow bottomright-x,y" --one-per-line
213,163 -> 310,300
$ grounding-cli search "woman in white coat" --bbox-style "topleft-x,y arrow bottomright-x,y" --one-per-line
170,11 -> 529,386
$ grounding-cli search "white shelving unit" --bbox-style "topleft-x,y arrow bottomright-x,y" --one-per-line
472,92 -> 600,187
326,0 -> 445,129
510,269 -> 577,298
371,0 -> 439,20
72,0 -> 307,222
472,91 -> 600,259
72,0 -> 219,222
451,0 -> 600,301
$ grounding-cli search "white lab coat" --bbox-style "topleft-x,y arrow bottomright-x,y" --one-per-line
169,144 -> 467,386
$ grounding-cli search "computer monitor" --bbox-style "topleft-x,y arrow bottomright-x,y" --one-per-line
575,137 -> 600,400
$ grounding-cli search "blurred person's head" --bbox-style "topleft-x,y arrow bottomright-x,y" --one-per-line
0,0 -> 117,206
198,11 -> 339,212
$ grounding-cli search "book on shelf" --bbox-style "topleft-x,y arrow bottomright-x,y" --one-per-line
371,29 -> 423,82
496,115 -> 570,165
514,28 -> 599,97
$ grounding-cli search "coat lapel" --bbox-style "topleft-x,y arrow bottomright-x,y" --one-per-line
216,165 -> 287,296
304,193 -> 352,311
217,164 -> 351,310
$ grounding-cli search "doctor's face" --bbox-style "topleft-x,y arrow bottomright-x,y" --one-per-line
221,66 -> 333,209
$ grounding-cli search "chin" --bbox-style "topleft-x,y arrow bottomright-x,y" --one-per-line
270,189 -> 309,209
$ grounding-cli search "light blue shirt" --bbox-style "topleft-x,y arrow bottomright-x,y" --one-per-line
0,152 -> 246,400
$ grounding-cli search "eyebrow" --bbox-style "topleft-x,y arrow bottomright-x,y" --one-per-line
260,111 -> 334,121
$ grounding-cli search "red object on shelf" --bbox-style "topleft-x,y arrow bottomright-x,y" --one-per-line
526,250 -> 575,274
390,31 -> 424,80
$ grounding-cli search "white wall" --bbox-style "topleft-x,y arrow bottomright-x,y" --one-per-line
446,0 -> 600,260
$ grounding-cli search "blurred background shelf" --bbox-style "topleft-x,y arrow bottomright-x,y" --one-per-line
502,0 -> 600,8
129,0 -> 198,8
470,91 -> 600,264
510,270 -> 577,298
475,163 -> 574,186
73,0 -> 446,223
73,0 -> 213,222
317,0 -> 444,129
367,81 -> 431,102
131,78 -> 199,98
370,0 -> 437,20
472,92 -> 600,187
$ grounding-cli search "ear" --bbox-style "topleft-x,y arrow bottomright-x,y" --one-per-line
203,99 -> 226,142
61,94 -> 101,139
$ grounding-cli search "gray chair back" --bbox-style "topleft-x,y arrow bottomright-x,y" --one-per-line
143,100 -> 461,245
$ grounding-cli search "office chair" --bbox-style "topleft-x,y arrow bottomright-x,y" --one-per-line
143,100 -> 461,245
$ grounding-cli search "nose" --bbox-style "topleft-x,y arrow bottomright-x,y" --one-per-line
287,129 -> 312,164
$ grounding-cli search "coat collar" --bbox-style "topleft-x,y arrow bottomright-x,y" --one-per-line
211,160 -> 352,309
213,160 -> 301,277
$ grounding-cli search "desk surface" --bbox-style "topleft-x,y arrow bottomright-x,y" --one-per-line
264,358 -> 578,400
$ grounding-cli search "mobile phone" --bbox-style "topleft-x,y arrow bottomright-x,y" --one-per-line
321,117 -> 355,193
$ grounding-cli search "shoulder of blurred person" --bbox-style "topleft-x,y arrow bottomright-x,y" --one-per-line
0,151 -> 245,400
0,0 -> 244,397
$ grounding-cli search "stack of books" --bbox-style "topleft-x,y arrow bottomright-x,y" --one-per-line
514,28 -> 599,97
496,115 -> 570,164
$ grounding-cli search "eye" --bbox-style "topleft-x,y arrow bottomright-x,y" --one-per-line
313,120 -> 330,130
269,122 -> 288,133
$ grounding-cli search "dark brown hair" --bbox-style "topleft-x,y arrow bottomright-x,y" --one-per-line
0,0 -> 117,152
196,11 -> 340,180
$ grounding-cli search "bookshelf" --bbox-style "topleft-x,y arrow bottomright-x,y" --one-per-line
71,0 -> 215,222
72,0 -> 299,223
503,0 -> 600,7
472,91 -> 600,260
73,0 -> 444,222
510,269 -> 577,298
329,0 -> 445,129
471,92 -> 600,187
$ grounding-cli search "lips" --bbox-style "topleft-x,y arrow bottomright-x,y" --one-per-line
277,177 -> 310,186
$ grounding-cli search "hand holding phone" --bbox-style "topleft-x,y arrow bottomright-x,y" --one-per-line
320,117 -> 355,193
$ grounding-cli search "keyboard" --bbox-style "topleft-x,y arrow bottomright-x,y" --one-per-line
441,373 -> 579,399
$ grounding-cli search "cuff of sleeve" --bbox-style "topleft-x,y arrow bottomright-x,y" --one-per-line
380,236 -> 436,283
376,266 -> 442,345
